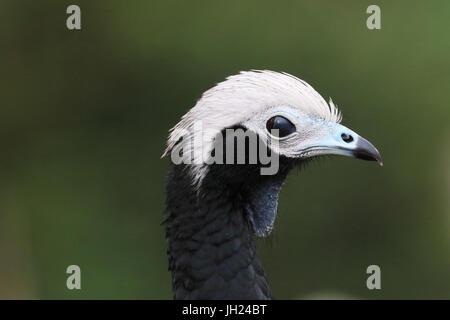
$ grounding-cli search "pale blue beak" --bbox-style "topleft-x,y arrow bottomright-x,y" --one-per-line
299,123 -> 383,165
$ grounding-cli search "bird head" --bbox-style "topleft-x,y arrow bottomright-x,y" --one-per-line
163,70 -> 382,236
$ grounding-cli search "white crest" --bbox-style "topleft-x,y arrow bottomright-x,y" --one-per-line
162,70 -> 342,187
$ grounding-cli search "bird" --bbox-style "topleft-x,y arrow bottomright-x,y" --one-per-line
162,70 -> 382,299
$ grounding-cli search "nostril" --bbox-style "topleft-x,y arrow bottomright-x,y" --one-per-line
341,133 -> 354,143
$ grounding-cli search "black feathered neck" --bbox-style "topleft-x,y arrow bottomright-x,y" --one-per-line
164,156 -> 296,299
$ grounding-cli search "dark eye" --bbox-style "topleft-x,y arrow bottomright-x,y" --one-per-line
266,116 -> 296,137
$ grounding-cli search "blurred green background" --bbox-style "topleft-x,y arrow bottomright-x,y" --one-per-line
1,0 -> 449,299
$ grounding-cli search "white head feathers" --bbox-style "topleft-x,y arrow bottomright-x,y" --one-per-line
163,70 -> 342,186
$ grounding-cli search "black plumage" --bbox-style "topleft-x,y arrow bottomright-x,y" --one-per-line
164,152 -> 295,299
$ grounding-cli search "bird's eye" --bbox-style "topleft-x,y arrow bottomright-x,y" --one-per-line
266,116 -> 296,137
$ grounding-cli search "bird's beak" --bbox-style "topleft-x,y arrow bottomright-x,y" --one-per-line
349,135 -> 383,165
297,123 -> 383,166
